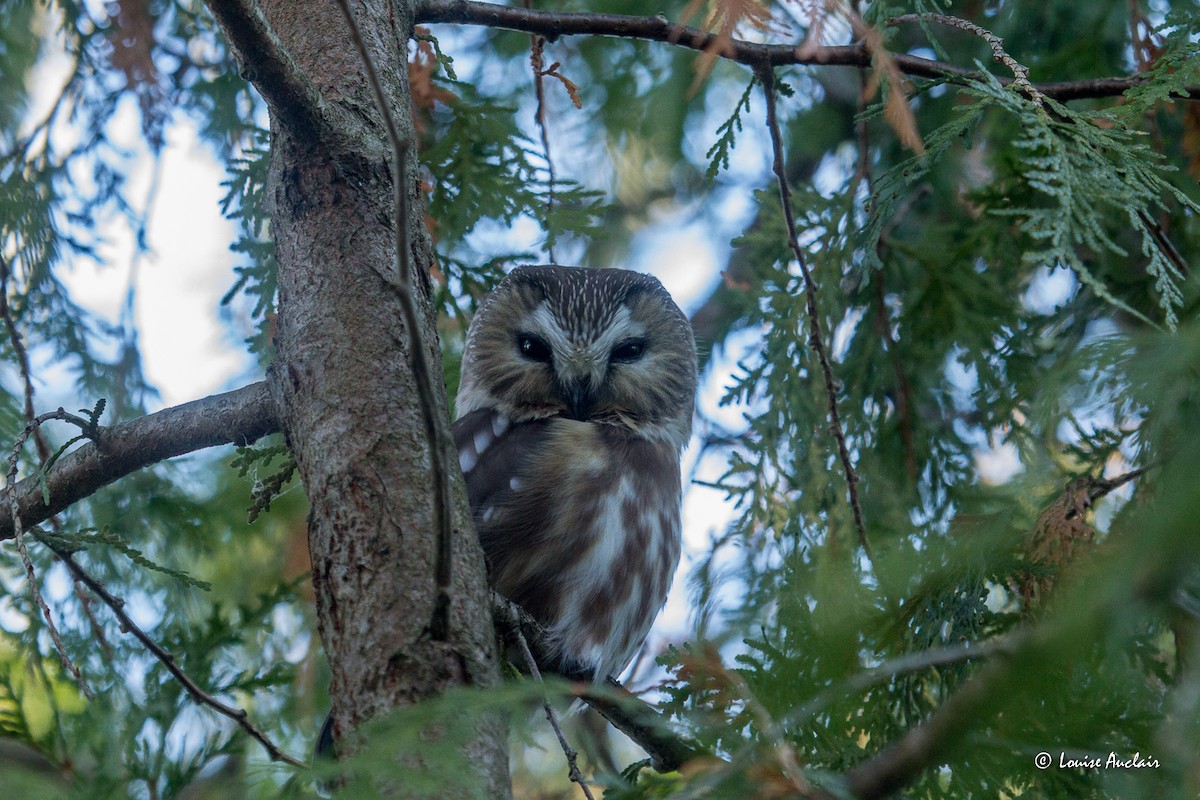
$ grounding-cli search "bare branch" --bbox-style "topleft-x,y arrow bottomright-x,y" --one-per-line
1086,465 -> 1150,504
0,382 -> 278,541
333,0 -> 457,642
46,543 -> 306,767
758,63 -> 871,560
573,682 -> 707,774
415,0 -> 1199,102
787,637 -> 1017,727
887,12 -> 1044,105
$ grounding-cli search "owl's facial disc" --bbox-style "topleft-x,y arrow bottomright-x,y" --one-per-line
518,301 -> 648,421
456,265 -> 696,446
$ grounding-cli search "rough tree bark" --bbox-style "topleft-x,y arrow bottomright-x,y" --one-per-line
213,0 -> 511,793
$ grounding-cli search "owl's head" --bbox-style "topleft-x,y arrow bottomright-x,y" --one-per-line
456,266 -> 698,449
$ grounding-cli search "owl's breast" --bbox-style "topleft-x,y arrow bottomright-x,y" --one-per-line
452,409 -> 683,679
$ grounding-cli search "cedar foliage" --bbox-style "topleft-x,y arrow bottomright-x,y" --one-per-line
1,0 -> 1199,797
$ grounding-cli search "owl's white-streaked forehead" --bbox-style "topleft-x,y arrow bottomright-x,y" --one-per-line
528,301 -> 644,364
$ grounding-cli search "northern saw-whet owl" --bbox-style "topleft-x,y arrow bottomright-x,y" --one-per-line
455,265 -> 697,682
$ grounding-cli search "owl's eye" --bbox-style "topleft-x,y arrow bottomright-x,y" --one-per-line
610,338 -> 646,364
517,333 -> 553,363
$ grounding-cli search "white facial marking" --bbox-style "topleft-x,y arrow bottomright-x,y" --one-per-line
589,306 -> 644,361
527,303 -> 648,385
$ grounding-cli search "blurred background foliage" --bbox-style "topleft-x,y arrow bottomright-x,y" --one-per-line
2,0 -> 1200,797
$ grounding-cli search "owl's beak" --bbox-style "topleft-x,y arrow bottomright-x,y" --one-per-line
562,378 -> 596,421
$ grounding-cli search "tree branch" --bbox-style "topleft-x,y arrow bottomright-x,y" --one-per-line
0,382 -> 279,540
840,641 -> 1029,799
415,0 -> 1199,102
787,636 -> 1016,728
1,254 -> 51,463
491,593 -> 707,773
887,13 -> 1044,105
203,0 -> 369,148
575,681 -> 707,774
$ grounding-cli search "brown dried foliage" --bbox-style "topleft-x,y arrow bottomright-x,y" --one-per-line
409,27 -> 458,139
838,1 -> 924,154
678,0 -> 775,91
531,37 -> 583,109
796,1 -> 924,153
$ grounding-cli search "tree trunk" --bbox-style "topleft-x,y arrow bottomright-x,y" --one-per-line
254,0 -> 510,793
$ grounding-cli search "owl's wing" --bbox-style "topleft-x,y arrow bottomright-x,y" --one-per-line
454,409 -> 598,674
452,409 -> 552,518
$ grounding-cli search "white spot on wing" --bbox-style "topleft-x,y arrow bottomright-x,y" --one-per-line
459,447 -> 477,473
482,506 -> 496,523
473,427 -> 492,455
492,415 -> 509,437
509,476 -> 524,491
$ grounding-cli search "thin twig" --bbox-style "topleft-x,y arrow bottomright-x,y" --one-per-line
333,0 -> 456,642
887,12 -> 1044,105
0,52 -> 83,166
509,613 -> 596,800
841,642 -> 1022,798
847,46 -> 920,482
4,410 -> 98,700
4,257 -> 97,699
491,592 -> 706,772
527,27 -> 558,263
1085,464 -> 1151,506
73,578 -> 115,662
787,636 -> 1016,727
44,543 -> 306,767
1,255 -> 52,462
1138,209 -> 1190,278
756,63 -> 872,560
415,0 -> 1200,102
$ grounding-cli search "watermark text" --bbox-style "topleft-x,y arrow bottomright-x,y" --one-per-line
1034,751 -> 1159,771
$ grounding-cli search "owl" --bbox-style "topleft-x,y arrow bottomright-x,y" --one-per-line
455,265 -> 697,683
